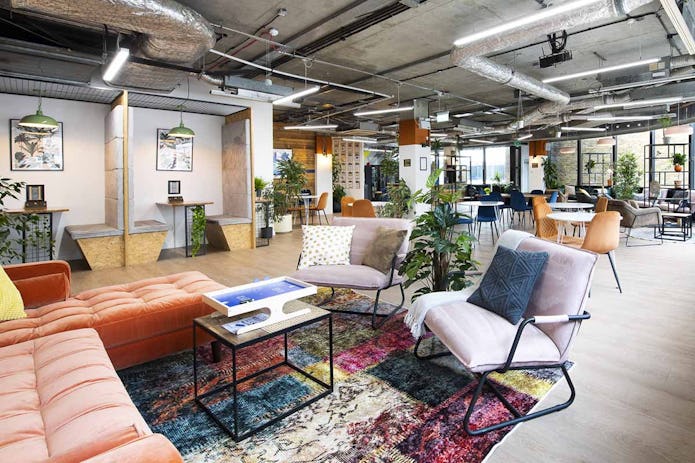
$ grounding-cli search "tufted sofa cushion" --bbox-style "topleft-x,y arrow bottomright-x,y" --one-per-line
0,271 -> 225,368
0,328 -> 181,462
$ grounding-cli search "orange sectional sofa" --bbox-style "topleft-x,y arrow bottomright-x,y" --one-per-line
0,328 -> 183,463
1,260 -> 225,369
0,260 -> 228,462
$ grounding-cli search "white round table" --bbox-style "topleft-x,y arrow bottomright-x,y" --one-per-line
299,194 -> 320,224
547,211 -> 595,242
549,202 -> 594,211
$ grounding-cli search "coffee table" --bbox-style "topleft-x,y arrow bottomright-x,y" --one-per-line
193,300 -> 333,441
658,212 -> 693,241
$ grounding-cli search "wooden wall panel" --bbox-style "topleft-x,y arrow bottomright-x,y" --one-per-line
273,123 -> 316,192
399,119 -> 429,146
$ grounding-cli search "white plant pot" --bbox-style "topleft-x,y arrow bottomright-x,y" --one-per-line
274,214 -> 294,233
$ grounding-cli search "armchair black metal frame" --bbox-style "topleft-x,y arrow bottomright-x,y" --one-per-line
414,311 -> 591,435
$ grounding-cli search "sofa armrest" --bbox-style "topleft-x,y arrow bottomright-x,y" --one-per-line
3,261 -> 71,308
80,434 -> 183,463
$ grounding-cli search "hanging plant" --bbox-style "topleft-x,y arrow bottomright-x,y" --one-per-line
190,205 -> 206,257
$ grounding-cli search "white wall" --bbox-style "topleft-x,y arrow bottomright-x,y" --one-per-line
130,107 -> 224,249
528,154 -> 545,191
0,94 -> 108,260
315,153 -> 333,215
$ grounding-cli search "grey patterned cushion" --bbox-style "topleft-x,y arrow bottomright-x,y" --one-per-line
467,246 -> 549,324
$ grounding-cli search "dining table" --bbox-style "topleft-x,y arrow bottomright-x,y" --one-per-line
547,211 -> 595,242
549,202 -> 595,211
298,194 -> 320,225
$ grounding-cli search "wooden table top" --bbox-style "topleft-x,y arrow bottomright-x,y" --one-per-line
4,207 -> 69,214
156,201 -> 214,207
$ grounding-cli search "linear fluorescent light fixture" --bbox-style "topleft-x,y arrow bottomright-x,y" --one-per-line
453,112 -> 474,118
284,124 -> 338,130
559,126 -> 606,132
468,138 -> 494,144
102,48 -> 129,82
453,0 -> 602,47
517,134 -> 533,140
430,133 -> 448,138
542,57 -> 659,83
661,0 -> 695,55
594,96 -> 683,110
342,137 -> 377,143
354,106 -> 414,116
272,86 -> 320,106
587,115 -> 658,121
588,73 -> 695,94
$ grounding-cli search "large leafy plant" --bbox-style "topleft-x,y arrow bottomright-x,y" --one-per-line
542,156 -> 560,189
0,177 -> 52,264
400,169 -> 478,300
381,179 -> 411,218
275,158 -> 307,216
613,152 -> 641,200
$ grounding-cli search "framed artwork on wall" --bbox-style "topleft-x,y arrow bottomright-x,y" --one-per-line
10,119 -> 64,171
273,148 -> 292,176
157,129 -> 193,171
419,157 -> 428,171
403,159 -> 411,167
168,180 -> 181,195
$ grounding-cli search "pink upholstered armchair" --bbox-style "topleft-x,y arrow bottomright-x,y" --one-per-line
412,230 -> 597,435
291,217 -> 412,328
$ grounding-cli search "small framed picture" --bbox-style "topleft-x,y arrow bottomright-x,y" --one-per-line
532,162 -> 539,168
419,157 -> 428,171
168,180 -> 181,195
26,184 -> 45,202
403,159 -> 412,167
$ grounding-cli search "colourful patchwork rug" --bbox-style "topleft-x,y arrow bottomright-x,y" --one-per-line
119,288 -> 570,462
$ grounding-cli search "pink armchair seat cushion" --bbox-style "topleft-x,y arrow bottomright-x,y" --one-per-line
292,264 -> 404,290
0,328 -> 178,463
425,301 -> 561,373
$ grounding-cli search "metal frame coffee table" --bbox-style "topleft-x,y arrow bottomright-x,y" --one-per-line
193,300 -> 333,441
658,212 -> 693,241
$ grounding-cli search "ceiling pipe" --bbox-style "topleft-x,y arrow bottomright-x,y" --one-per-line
450,0 -> 654,108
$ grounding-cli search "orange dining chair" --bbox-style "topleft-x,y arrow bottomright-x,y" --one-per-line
352,199 -> 377,217
577,211 -> 622,293
533,202 -> 582,245
595,196 -> 608,213
308,192 -> 329,224
341,196 -> 355,217
531,196 -> 547,208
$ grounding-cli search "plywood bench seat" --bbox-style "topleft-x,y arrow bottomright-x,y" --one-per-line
65,223 -> 123,239
205,215 -> 253,251
206,215 -> 252,226
132,219 -> 169,234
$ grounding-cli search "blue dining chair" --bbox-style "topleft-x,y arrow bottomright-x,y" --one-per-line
488,191 -> 511,226
510,191 -> 533,227
549,191 -> 559,203
476,195 -> 500,242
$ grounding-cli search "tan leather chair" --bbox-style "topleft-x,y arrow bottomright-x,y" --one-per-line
341,195 -> 355,217
308,192 -> 329,224
531,196 -> 547,208
595,196 -> 608,213
352,199 -> 376,217
576,211 -> 622,293
533,202 -> 582,245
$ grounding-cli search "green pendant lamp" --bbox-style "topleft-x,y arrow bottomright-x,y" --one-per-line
18,94 -> 59,132
167,109 -> 195,139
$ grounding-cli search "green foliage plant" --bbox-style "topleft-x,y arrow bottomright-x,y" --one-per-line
190,205 -> 206,257
584,158 -> 596,173
0,177 -> 53,264
542,156 -> 560,189
672,152 -> 686,167
400,169 -> 478,301
275,158 -> 307,217
613,152 -> 641,200
254,177 -> 268,194
381,179 -> 411,218
380,152 -> 399,181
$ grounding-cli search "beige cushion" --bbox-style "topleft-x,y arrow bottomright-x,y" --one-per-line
298,225 -> 354,269
362,227 -> 408,274
564,185 -> 576,196
292,264 -> 404,290
425,301 -> 561,373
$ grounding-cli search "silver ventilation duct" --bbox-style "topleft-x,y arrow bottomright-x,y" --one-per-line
9,0 -> 216,91
451,0 -> 654,104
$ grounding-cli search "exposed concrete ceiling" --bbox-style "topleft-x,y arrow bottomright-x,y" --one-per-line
1,0 -> 694,144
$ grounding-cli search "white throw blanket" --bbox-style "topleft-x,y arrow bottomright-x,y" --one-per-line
404,230 -> 533,339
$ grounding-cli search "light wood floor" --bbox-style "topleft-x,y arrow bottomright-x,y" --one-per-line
69,217 -> 695,463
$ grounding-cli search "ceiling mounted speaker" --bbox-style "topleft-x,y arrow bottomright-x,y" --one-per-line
597,137 -> 616,146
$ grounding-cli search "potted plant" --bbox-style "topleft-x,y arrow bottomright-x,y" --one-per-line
659,116 -> 673,144
381,179 -> 411,218
190,205 -> 206,257
332,161 -> 345,212
254,177 -> 268,198
542,156 -> 560,190
258,187 -> 274,238
400,169 -> 478,300
673,152 -> 686,172
1,177 -> 53,264
612,152 -> 641,200
584,158 -> 596,175
380,151 -> 399,184
274,158 -> 307,233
